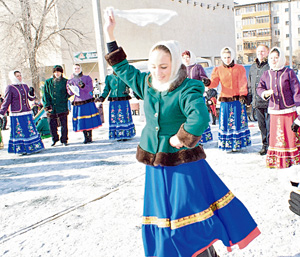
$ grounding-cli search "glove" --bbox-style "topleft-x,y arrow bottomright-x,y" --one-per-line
201,78 -> 211,87
0,116 -> 3,128
29,87 -> 35,97
289,191 -> 300,216
291,122 -> 299,133
97,96 -> 105,103
239,96 -> 247,105
78,81 -> 85,88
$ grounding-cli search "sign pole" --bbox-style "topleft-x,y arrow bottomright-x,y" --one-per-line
92,0 -> 107,83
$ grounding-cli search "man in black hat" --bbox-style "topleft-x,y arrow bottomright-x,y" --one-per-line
42,65 -> 70,146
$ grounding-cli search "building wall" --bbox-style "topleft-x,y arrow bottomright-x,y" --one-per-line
60,0 -> 236,82
0,0 -> 235,94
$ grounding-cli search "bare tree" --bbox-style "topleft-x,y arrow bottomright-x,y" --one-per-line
0,0 -> 89,93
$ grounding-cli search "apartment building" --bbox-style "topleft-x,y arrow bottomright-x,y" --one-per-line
235,0 -> 300,65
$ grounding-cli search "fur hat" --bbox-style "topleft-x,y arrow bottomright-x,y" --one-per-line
53,65 -> 63,73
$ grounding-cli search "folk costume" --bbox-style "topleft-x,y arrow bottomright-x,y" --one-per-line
209,47 -> 251,151
105,40 -> 260,257
67,65 -> 102,144
42,65 -> 70,146
183,50 -> 213,144
99,73 -> 136,141
257,47 -> 300,170
0,71 -> 44,154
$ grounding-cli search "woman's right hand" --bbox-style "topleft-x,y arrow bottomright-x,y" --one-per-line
264,89 -> 274,99
103,7 -> 116,42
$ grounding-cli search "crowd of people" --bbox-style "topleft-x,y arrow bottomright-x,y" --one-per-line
1,8 -> 300,256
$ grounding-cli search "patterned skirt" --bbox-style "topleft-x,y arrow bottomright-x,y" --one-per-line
267,112 -> 300,169
109,100 -> 136,140
200,125 -> 213,144
218,101 -> 251,151
72,102 -> 102,132
142,159 -> 260,257
8,111 -> 44,154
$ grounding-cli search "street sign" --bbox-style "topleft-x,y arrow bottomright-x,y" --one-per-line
74,51 -> 98,61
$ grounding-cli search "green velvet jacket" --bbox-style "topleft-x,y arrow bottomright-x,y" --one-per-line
42,77 -> 69,116
101,73 -> 131,101
105,47 -> 210,166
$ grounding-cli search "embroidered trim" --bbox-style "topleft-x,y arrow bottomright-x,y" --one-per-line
10,111 -> 33,116
142,191 -> 235,230
73,112 -> 99,121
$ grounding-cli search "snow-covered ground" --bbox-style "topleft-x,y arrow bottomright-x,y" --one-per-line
1,105 -> 300,257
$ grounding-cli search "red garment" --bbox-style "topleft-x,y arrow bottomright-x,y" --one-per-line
267,111 -> 300,169
210,97 -> 217,117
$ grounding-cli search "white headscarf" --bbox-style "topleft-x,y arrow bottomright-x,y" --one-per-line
268,47 -> 286,71
9,70 -> 22,85
220,46 -> 235,64
73,64 -> 82,76
148,40 -> 182,92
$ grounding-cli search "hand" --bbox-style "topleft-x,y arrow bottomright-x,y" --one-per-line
169,135 -> 184,149
103,7 -> 116,42
239,96 -> 246,105
291,122 -> 299,133
29,87 -> 35,97
78,81 -> 85,88
207,100 -> 212,105
289,191 -> 300,216
202,78 -> 211,87
264,89 -> 274,99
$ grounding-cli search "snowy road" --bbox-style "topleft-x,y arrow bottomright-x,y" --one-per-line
1,114 -> 300,257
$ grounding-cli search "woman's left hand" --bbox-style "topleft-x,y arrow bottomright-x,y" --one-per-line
169,135 -> 184,149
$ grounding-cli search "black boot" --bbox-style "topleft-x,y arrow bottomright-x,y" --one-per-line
258,145 -> 268,155
87,130 -> 92,143
83,131 -> 88,144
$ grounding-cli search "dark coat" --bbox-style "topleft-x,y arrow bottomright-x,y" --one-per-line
247,58 -> 269,108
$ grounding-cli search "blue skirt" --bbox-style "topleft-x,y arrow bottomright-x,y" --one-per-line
72,102 -> 102,132
8,112 -> 44,154
199,126 -> 213,143
218,101 -> 251,151
142,159 -> 260,257
109,100 -> 136,140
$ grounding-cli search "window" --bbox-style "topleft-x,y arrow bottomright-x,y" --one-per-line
248,55 -> 255,63
243,30 -> 256,37
257,28 -> 271,36
285,8 -> 289,12
286,21 -> 289,25
236,33 -> 242,39
275,42 -> 281,47
272,4 -> 279,11
237,45 -> 243,51
235,8 -> 241,15
274,29 -> 280,36
256,16 -> 270,24
298,28 -> 300,34
256,3 -> 269,11
298,41 -> 300,47
286,34 -> 289,38
274,17 -> 279,24
286,46 -> 289,51
244,6 -> 255,13
242,17 -> 255,25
